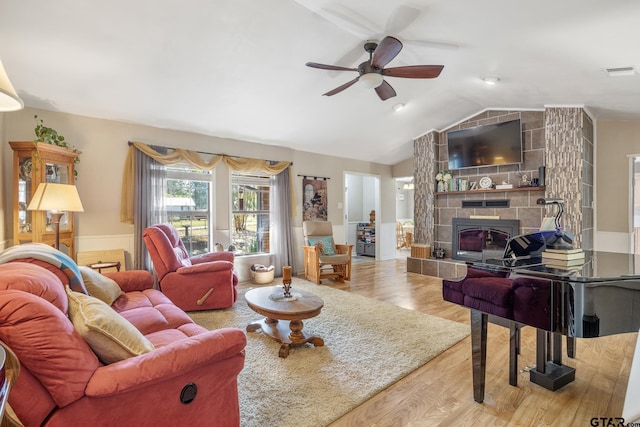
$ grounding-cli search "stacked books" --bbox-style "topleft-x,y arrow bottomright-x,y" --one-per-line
541,248 -> 585,269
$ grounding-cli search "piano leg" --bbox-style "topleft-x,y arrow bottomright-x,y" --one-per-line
509,321 -> 519,386
567,336 -> 576,358
470,309 -> 487,403
530,329 -> 576,391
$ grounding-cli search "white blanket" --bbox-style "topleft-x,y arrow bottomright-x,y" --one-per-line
0,243 -> 84,290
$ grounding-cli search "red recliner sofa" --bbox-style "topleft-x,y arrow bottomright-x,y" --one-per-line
143,224 -> 239,311
0,244 -> 246,427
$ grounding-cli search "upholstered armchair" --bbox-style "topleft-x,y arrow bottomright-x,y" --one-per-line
302,221 -> 353,284
143,224 -> 239,311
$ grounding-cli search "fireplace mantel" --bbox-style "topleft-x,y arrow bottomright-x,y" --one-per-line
435,186 -> 545,197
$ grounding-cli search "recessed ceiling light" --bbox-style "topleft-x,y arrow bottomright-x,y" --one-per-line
604,66 -> 636,77
483,76 -> 500,85
393,103 -> 404,112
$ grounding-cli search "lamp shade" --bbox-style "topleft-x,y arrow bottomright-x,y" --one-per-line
0,59 -> 24,112
27,183 -> 84,212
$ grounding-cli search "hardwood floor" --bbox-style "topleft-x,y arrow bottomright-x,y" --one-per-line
315,258 -> 637,426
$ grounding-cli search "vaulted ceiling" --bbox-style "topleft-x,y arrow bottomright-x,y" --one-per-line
1,0 -> 639,165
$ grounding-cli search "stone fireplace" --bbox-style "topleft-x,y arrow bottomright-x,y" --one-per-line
451,218 -> 520,262
407,108 -> 594,279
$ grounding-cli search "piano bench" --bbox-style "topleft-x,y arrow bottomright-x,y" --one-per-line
512,277 -> 552,330
442,267 -> 509,306
461,277 -> 514,319
443,269 -> 522,397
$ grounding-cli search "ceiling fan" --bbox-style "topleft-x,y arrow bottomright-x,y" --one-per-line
306,36 -> 444,101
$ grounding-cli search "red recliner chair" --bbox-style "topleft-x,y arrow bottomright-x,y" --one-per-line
143,224 -> 239,311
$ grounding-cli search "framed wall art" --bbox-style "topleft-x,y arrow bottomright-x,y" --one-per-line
302,177 -> 328,221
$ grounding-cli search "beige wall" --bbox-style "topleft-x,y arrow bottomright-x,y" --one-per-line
596,120 -> 640,233
392,157 -> 413,178
0,112 -> 6,247
1,108 -> 394,264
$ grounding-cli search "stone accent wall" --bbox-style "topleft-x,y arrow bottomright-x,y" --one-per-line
436,110 -> 546,190
544,108 -> 591,249
582,112 -> 594,250
433,188 -> 546,257
413,132 -> 437,245
415,110 -> 547,258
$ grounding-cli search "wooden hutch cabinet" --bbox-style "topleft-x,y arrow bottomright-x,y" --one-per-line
10,141 -> 81,258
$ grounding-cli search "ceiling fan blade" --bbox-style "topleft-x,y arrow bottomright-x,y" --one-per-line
327,45 -> 367,77
306,62 -> 358,72
371,36 -> 403,69
323,77 -> 360,96
375,80 -> 396,101
383,65 -> 444,78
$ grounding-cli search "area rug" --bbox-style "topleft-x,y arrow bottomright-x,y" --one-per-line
189,279 -> 469,427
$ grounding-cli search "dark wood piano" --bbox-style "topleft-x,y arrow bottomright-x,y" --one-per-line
443,234 -> 640,403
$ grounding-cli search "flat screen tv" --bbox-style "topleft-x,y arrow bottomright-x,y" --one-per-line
447,119 -> 523,170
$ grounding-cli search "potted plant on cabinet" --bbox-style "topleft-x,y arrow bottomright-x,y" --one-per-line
33,114 -> 80,175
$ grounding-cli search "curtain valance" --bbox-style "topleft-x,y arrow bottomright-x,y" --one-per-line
121,141 -> 293,224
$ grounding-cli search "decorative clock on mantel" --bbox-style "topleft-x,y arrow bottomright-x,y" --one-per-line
479,176 -> 493,189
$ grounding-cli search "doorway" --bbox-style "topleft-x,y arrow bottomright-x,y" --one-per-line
344,172 -> 380,260
631,156 -> 640,253
395,177 -> 414,258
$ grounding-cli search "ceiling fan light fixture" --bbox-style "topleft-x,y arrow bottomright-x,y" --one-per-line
483,76 -> 500,85
359,73 -> 384,89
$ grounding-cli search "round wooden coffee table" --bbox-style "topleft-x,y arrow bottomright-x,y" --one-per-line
245,286 -> 324,358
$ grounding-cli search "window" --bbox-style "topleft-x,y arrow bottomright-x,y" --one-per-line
166,165 -> 212,256
231,172 -> 271,255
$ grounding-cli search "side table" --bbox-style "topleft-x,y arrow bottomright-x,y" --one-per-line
88,261 -> 121,273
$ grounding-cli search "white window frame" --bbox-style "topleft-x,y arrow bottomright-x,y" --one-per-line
165,165 -> 214,256
230,172 -> 271,256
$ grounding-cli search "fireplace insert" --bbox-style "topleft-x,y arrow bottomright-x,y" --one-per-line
452,218 -> 520,261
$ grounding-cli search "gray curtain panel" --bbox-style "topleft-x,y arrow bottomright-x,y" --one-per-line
134,145 -> 168,271
271,167 -> 296,276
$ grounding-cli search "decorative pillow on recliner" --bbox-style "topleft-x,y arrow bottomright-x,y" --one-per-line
307,236 -> 336,256
78,266 -> 124,306
66,286 -> 154,364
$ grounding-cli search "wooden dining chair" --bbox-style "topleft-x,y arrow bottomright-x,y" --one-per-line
396,221 -> 405,249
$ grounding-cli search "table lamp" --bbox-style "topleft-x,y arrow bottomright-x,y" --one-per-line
536,197 -> 574,250
27,183 -> 84,249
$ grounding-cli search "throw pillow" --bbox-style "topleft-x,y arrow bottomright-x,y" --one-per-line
307,236 -> 336,256
66,286 -> 154,364
78,266 -> 124,306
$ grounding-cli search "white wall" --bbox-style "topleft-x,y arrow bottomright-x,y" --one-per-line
395,185 -> 414,221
